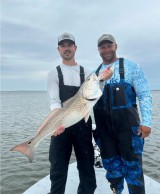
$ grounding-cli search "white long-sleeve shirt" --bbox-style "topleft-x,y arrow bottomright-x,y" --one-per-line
47,63 -> 91,111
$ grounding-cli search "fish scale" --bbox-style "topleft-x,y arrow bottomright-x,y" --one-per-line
10,73 -> 102,162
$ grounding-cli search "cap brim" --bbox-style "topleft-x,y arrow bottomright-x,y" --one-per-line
58,39 -> 75,45
98,40 -> 114,47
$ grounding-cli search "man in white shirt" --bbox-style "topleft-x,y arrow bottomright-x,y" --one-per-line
47,32 -> 96,194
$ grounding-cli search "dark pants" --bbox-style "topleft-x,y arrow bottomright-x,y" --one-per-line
49,119 -> 96,194
94,108 -> 145,194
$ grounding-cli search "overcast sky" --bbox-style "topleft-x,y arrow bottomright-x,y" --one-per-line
1,0 -> 160,91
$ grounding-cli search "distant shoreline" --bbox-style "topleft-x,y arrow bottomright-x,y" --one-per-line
0,90 -> 47,92
1,90 -> 160,92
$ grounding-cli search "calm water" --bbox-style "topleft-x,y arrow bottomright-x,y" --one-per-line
1,91 -> 160,194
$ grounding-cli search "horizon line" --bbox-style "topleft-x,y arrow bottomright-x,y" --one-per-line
0,89 -> 160,92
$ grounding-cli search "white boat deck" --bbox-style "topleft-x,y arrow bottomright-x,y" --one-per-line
23,162 -> 160,194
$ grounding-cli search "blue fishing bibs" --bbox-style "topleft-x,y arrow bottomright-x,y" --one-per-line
93,58 -> 145,194
93,58 -> 142,160
94,58 -> 140,127
95,58 -> 138,110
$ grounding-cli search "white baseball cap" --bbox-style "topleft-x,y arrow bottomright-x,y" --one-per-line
58,32 -> 75,45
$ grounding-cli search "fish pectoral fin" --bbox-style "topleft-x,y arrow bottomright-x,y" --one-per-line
82,103 -> 90,122
84,112 -> 90,123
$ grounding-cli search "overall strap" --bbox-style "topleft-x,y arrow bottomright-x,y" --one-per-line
56,66 -> 64,85
119,58 -> 124,80
80,66 -> 85,85
57,65 -> 85,85
95,64 -> 103,76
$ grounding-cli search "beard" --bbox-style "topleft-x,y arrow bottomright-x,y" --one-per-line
61,51 -> 74,60
101,51 -> 116,63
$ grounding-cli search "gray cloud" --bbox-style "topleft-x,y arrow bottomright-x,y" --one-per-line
1,0 -> 160,90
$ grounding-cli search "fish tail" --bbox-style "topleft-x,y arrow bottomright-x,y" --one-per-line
10,138 -> 35,163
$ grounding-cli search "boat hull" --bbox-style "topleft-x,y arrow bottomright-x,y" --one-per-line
23,162 -> 160,194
